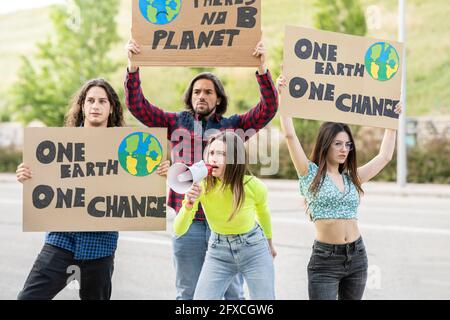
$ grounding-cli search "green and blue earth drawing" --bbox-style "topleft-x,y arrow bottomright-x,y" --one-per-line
118,132 -> 163,176
365,42 -> 400,81
139,0 -> 182,25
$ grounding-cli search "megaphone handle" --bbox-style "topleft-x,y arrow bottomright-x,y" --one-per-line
185,183 -> 201,208
185,197 -> 194,208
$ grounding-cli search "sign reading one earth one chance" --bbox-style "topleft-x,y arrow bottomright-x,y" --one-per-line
23,128 -> 167,232
131,0 -> 261,67
280,26 -> 404,129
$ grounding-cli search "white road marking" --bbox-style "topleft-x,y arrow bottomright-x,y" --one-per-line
0,199 -> 21,205
119,216 -> 450,247
420,279 -> 450,287
120,236 -> 172,246
270,217 -> 450,236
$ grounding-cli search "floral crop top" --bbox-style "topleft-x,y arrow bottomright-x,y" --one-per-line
299,161 -> 360,222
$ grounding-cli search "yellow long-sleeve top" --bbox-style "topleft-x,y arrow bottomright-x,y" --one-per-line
173,176 -> 272,239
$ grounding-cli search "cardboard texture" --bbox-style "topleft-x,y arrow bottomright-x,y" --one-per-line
131,0 -> 261,67
280,25 -> 404,129
23,127 -> 167,232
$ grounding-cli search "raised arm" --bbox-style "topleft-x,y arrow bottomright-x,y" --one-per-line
254,40 -> 267,76
237,41 -> 278,131
277,75 -> 309,176
357,104 -> 402,183
125,39 -> 177,134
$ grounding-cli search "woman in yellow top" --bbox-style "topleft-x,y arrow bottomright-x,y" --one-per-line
173,131 -> 276,300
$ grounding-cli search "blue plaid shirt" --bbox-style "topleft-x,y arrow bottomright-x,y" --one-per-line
45,232 -> 118,260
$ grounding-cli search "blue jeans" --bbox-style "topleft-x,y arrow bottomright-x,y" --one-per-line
172,220 -> 245,300
194,224 -> 275,300
307,236 -> 368,300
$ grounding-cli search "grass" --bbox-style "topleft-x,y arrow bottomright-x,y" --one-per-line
0,0 -> 448,117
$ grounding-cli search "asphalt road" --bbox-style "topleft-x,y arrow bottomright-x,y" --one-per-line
1,177 -> 449,300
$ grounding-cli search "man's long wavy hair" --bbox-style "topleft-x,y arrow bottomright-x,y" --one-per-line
309,122 -> 364,197
203,131 -> 251,222
64,78 -> 125,127
183,72 -> 228,116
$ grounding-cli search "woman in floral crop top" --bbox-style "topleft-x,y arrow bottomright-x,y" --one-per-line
277,74 -> 401,300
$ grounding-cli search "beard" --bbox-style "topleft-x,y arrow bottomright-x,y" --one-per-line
194,104 -> 216,118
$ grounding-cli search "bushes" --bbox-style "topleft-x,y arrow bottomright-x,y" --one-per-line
354,130 -> 450,184
251,122 -> 450,184
1,130 -> 448,184
0,147 -> 22,172
407,138 -> 450,183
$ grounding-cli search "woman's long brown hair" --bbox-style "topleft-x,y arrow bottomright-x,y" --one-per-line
309,122 -> 364,197
203,131 -> 250,221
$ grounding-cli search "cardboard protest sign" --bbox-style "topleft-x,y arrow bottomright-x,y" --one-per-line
23,128 -> 167,232
131,0 -> 261,67
280,25 -> 404,129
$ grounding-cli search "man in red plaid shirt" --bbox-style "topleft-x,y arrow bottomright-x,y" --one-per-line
125,39 -> 278,300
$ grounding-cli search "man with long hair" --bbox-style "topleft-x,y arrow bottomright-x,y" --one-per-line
15,79 -> 168,299
125,39 -> 279,300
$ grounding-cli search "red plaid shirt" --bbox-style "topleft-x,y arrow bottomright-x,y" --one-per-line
124,69 -> 278,220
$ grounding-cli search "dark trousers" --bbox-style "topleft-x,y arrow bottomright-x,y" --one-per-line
307,236 -> 368,300
18,244 -> 114,300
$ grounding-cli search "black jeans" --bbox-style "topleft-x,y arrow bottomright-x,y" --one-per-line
307,236 -> 368,300
18,244 -> 114,300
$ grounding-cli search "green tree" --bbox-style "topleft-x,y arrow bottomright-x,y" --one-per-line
314,0 -> 367,36
11,0 -> 120,126
312,0 -> 366,152
302,1 -> 367,140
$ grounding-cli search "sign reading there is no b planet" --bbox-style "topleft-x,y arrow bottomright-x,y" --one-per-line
280,26 -> 404,129
131,0 -> 261,67
23,128 -> 167,232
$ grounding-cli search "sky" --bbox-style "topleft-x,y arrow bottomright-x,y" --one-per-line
0,0 -> 64,14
